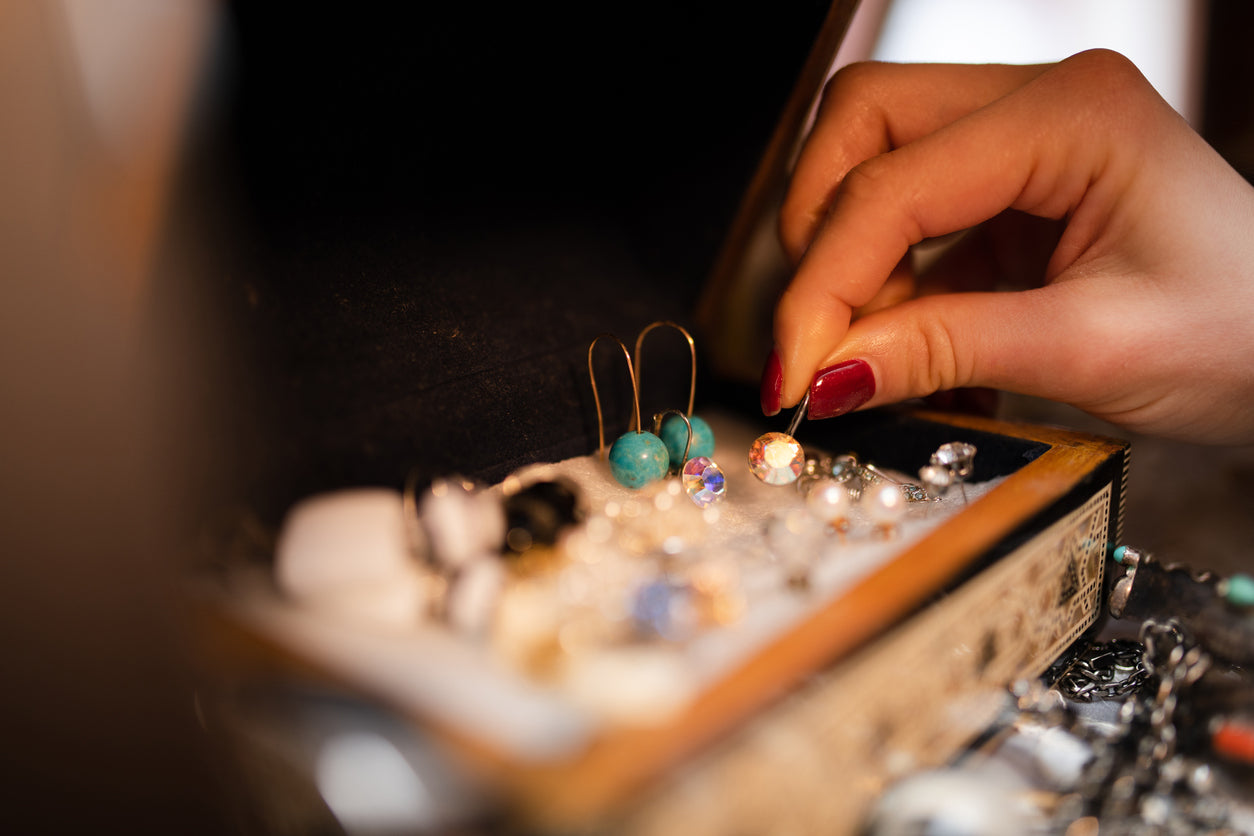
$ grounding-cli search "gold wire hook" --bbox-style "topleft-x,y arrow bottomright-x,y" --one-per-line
588,334 -> 643,458
633,321 -> 697,430
652,408 -> 692,469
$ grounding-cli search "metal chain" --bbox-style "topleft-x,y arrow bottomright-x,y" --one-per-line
1055,637 -> 1150,702
1062,618 -> 1225,834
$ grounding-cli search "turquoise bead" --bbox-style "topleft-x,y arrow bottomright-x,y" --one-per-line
1224,573 -> 1254,607
608,432 -> 669,489
659,413 -> 715,465
1112,545 -> 1128,564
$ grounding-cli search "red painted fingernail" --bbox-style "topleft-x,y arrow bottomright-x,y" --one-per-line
808,360 -> 875,420
760,349 -> 783,416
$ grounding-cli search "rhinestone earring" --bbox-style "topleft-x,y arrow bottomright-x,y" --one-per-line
748,390 -> 810,485
633,321 -> 716,464
653,407 -> 726,507
588,334 -> 669,489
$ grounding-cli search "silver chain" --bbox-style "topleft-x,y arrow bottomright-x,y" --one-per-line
1055,637 -> 1149,702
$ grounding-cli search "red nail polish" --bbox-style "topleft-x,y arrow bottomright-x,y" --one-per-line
808,360 -> 875,420
760,349 -> 783,416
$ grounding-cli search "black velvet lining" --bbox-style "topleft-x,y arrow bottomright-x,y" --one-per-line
194,4 -> 831,523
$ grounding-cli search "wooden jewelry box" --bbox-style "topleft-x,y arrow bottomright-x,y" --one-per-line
200,406 -> 1128,835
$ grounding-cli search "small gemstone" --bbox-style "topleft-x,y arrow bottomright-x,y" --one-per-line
659,413 -> 716,464
829,454 -> 860,483
1223,573 -> 1254,607
900,484 -> 931,502
608,432 -> 669,489
748,432 -> 804,485
632,578 -> 697,640
931,442 -> 977,478
682,456 -> 726,507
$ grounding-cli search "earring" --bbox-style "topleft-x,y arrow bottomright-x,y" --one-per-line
633,321 -> 716,464
748,390 -> 809,485
919,441 -> 977,503
654,407 -> 726,507
588,334 -> 670,489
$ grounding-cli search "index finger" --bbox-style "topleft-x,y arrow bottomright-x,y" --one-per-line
775,49 -> 1158,407
780,60 -> 1048,263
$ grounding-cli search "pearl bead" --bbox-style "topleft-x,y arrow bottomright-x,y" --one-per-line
865,482 -> 907,531
805,478 -> 852,528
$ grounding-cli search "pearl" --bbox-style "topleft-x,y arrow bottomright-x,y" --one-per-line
805,478 -> 852,528
865,482 -> 907,532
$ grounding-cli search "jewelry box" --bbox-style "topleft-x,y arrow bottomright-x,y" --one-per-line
198,406 -> 1128,834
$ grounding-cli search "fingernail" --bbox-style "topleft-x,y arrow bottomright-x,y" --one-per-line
808,359 -> 875,420
760,349 -> 783,416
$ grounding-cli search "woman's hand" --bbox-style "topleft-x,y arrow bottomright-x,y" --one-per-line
763,48 -> 1254,444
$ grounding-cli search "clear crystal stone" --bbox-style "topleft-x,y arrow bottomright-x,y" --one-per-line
748,432 -> 804,485
682,456 -> 726,507
931,441 -> 977,478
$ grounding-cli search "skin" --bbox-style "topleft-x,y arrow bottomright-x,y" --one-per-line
773,48 -> 1254,444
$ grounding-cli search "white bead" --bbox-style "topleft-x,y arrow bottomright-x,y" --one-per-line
276,488 -> 412,597
274,488 -> 434,628
865,482 -> 907,525
805,478 -> 852,524
446,559 -> 506,638
420,478 -> 505,570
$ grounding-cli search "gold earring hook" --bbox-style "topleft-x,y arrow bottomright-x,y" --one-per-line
633,321 -> 697,429
588,334 -> 643,458
652,408 -> 692,470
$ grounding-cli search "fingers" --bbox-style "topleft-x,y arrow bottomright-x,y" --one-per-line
773,49 -> 1159,407
805,283 -> 1111,421
779,61 -> 1047,263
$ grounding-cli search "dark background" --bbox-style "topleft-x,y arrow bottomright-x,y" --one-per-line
175,3 -> 830,525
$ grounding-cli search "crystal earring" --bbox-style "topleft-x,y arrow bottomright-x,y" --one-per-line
633,321 -> 716,464
748,390 -> 810,485
653,407 -> 726,507
919,441 -> 977,503
589,334 -> 669,489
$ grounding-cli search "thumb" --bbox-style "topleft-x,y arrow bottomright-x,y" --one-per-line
805,283 -> 1115,420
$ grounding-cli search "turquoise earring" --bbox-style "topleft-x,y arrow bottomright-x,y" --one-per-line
633,321 -> 716,464
588,334 -> 669,489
